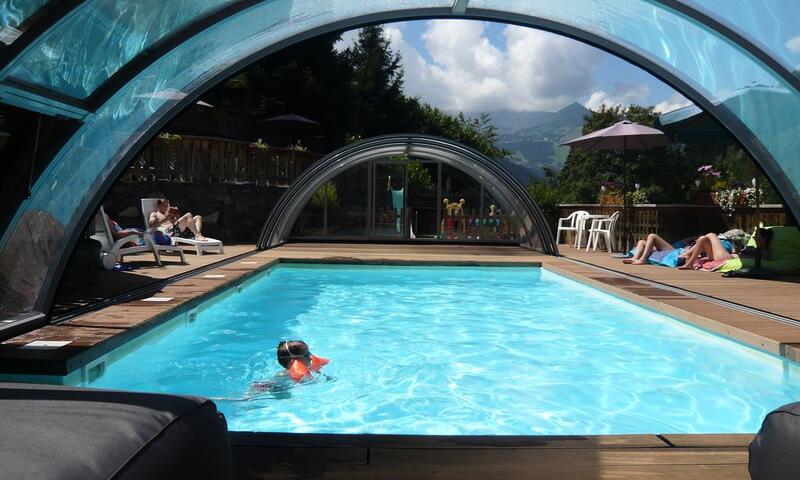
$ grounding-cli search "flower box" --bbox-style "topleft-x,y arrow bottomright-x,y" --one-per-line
598,193 -> 623,205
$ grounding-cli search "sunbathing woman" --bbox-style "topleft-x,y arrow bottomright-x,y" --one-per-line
679,229 -> 773,270
625,233 -> 675,265
678,233 -> 734,270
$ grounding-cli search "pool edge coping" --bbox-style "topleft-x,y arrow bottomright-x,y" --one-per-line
1,250 -> 798,379
541,262 -> 794,357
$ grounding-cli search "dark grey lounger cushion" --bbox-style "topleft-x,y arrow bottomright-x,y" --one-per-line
749,401 -> 800,480
0,382 -> 232,480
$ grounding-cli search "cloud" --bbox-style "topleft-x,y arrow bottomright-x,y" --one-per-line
387,20 -> 605,112
584,83 -> 649,110
785,35 -> 800,53
653,93 -> 693,113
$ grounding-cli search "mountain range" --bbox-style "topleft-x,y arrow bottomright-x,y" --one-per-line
484,102 -> 590,185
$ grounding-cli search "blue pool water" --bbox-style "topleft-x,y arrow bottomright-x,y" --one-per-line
83,265 -> 800,434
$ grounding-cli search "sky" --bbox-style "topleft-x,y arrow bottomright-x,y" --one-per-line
336,20 -> 693,115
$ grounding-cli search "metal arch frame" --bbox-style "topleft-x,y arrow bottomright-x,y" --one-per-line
256,134 -> 558,254
2,0 -> 800,117
83,0 -> 264,111
2,3 -> 798,321
0,0 -> 267,117
0,0 -> 89,118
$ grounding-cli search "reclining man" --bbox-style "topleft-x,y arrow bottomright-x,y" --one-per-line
149,198 -> 206,240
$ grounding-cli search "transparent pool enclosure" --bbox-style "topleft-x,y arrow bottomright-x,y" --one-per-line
0,0 -> 799,321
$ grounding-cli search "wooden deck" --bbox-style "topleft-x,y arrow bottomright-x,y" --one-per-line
560,245 -> 800,322
52,244 -> 256,315
230,432 -> 753,479
4,242 -> 796,479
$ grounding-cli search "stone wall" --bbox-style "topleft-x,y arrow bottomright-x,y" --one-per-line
102,183 -> 287,244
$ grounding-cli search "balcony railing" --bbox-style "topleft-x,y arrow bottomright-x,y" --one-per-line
121,135 -> 320,187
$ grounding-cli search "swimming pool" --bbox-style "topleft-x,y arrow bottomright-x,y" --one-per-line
79,264 -> 800,434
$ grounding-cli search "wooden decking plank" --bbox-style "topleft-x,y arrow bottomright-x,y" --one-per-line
231,445 -> 367,465
368,447 -> 747,466
558,246 -> 800,321
661,434 -> 754,448
232,448 -> 749,480
229,433 -> 667,449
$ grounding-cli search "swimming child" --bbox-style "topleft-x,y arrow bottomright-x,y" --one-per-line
276,340 -> 330,382
248,340 -> 330,393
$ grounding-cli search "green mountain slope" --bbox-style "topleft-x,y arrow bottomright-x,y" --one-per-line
487,102 -> 589,185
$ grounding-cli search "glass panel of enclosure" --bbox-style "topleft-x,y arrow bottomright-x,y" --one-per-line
290,186 -> 324,237
407,161 -> 439,240
483,190 -> 521,242
373,162 -> 405,239
3,0 -> 236,99
440,164 -> 481,241
289,159 -> 521,243
0,0 -> 48,42
326,163 -> 368,237
677,0 -> 800,76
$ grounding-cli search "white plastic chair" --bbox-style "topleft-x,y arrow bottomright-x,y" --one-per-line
555,210 -> 589,247
586,211 -> 621,253
91,207 -> 186,270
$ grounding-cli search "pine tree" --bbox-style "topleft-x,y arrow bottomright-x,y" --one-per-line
346,26 -> 406,136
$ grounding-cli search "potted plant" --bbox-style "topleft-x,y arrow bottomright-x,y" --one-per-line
598,180 -> 623,205
694,164 -> 722,204
155,132 -> 182,149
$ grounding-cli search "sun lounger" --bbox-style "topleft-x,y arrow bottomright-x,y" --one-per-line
91,207 -> 186,269
141,198 -> 224,256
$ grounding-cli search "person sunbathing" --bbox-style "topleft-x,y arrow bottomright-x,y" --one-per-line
678,233 -> 734,270
107,217 -> 143,244
625,233 -> 676,265
148,197 -> 206,240
679,229 -> 772,270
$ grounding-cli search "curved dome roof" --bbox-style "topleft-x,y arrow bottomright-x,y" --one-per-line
258,134 -> 557,253
0,0 -> 798,318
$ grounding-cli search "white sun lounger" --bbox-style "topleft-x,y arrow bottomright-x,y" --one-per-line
141,198 -> 224,256
91,206 -> 186,270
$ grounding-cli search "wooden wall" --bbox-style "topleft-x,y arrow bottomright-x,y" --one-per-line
122,135 -> 320,187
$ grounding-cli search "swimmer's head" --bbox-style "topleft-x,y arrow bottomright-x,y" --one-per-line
277,340 -> 311,369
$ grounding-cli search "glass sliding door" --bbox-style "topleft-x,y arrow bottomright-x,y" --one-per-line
483,189 -> 521,242
372,162 -> 406,239
407,161 -> 439,240
289,156 -> 523,244
326,163 -> 368,238
440,164 -> 481,240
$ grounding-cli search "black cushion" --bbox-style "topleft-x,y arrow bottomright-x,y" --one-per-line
0,382 -> 232,480
749,401 -> 800,480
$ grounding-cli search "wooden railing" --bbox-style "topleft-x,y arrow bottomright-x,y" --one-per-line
121,135 -> 320,187
557,203 -> 788,251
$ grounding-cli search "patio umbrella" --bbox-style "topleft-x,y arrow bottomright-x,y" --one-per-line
259,113 -> 320,125
258,113 -> 321,146
561,120 -> 671,251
